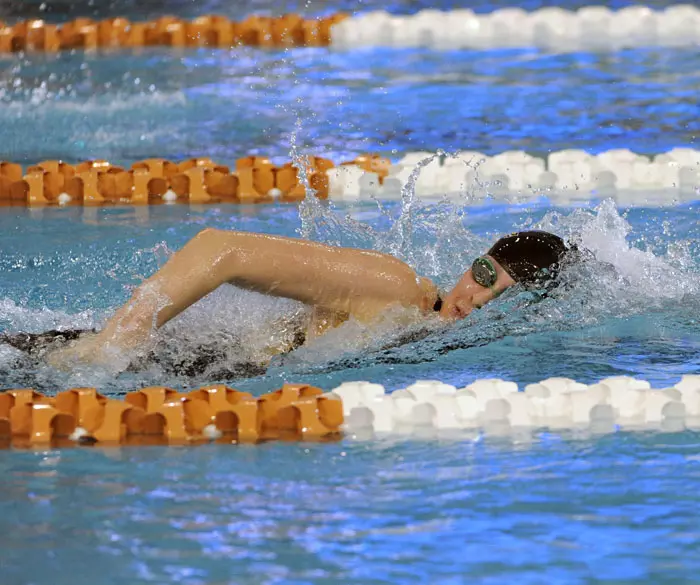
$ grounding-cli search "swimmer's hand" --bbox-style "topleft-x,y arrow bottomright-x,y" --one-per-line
45,331 -> 123,371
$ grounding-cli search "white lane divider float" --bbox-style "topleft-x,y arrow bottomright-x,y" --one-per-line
331,5 -> 700,51
326,148 -> 700,205
328,375 -> 700,438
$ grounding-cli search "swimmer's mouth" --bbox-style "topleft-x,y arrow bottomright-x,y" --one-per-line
441,303 -> 475,320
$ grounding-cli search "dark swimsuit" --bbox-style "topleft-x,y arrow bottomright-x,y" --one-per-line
0,327 -> 269,379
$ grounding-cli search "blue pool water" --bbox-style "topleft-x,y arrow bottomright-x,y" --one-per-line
4,435 -> 700,584
2,0 -> 700,582
0,198 -> 699,583
2,47 -> 700,164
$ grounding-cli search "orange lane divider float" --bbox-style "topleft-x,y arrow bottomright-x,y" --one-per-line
0,13 -> 349,53
0,383 -> 344,448
0,154 -> 391,206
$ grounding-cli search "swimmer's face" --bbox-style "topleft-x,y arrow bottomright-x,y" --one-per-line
439,255 -> 516,320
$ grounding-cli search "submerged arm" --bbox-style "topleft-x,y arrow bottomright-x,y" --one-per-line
91,228 -> 435,352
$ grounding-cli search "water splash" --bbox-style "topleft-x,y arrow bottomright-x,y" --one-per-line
291,116 -> 323,241
293,147 -> 491,285
271,165 -> 700,377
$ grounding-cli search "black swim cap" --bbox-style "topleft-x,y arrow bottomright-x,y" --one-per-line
488,230 -> 570,286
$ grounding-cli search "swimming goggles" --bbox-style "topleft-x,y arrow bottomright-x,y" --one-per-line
471,256 -> 498,289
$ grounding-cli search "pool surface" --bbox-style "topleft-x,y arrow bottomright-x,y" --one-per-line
1,0 -> 700,583
4,434 -> 700,584
2,46 -> 700,165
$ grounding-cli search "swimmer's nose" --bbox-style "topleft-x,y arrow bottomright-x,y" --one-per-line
439,301 -> 459,320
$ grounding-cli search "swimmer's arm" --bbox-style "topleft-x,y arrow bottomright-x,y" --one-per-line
95,228 -> 436,349
220,229 -> 433,316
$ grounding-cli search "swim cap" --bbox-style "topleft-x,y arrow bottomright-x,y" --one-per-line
487,230 -> 570,286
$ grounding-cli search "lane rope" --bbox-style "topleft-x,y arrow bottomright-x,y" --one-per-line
0,13 -> 348,52
332,5 -> 700,51
1,148 -> 699,207
1,6 -> 698,54
0,375 -> 698,448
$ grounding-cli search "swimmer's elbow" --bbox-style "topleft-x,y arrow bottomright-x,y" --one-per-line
188,228 -> 248,283
193,227 -> 228,243
192,228 -> 244,261
193,228 -> 260,251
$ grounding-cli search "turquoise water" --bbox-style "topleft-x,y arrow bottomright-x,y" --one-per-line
3,435 -> 700,584
2,48 -> 700,164
0,199 -> 698,583
2,0 -> 700,582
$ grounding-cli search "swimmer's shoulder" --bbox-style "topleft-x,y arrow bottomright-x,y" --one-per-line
350,275 -> 438,318
344,275 -> 438,321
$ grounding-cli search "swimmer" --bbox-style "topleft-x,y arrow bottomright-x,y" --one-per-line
2,229 -> 575,371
